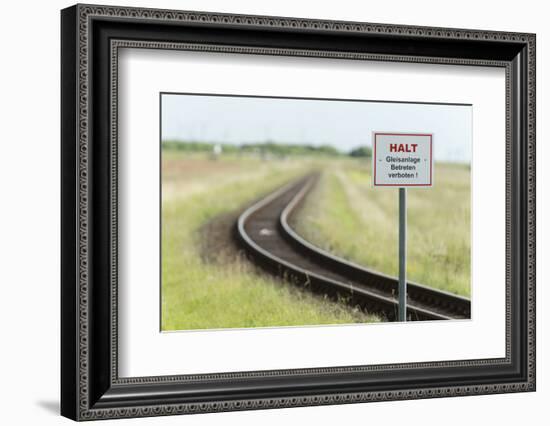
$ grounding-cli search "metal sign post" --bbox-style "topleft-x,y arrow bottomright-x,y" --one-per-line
398,188 -> 407,321
372,132 -> 433,322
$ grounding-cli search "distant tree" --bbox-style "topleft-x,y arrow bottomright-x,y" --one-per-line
161,140 -> 213,152
316,144 -> 340,156
349,146 -> 372,158
162,140 -> 344,157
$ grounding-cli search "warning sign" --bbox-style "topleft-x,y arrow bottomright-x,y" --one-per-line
373,133 -> 433,187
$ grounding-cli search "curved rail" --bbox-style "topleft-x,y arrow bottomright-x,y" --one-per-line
235,173 -> 471,321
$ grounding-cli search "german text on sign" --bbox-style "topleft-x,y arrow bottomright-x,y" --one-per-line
373,133 -> 433,187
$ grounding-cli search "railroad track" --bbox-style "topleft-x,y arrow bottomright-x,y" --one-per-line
235,173 -> 471,321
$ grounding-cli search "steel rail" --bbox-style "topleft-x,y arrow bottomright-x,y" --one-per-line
235,173 -> 471,321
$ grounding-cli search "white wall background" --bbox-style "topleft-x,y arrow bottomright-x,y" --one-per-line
0,0 -> 546,424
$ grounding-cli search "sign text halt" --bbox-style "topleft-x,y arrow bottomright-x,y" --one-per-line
373,133 -> 433,187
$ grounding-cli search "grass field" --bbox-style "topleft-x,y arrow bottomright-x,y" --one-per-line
162,151 -> 470,331
293,160 -> 471,297
161,152 -> 379,331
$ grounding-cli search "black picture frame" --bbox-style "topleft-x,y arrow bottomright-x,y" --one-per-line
61,4 -> 536,421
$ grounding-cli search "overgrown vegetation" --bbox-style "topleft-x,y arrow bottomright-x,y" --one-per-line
161,152 -> 379,331
293,162 -> 471,297
161,148 -> 470,332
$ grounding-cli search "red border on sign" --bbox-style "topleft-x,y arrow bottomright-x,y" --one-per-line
373,132 -> 433,187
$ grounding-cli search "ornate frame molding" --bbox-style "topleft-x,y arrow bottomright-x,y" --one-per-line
61,4 -> 535,421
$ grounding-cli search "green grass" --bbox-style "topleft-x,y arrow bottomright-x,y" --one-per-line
293,162 -> 471,297
161,153 -> 379,331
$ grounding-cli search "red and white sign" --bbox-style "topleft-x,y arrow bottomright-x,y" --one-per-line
373,132 -> 433,187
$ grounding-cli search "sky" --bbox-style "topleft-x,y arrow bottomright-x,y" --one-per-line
161,93 -> 472,163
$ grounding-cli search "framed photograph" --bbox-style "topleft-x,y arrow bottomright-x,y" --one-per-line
61,4 -> 536,421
